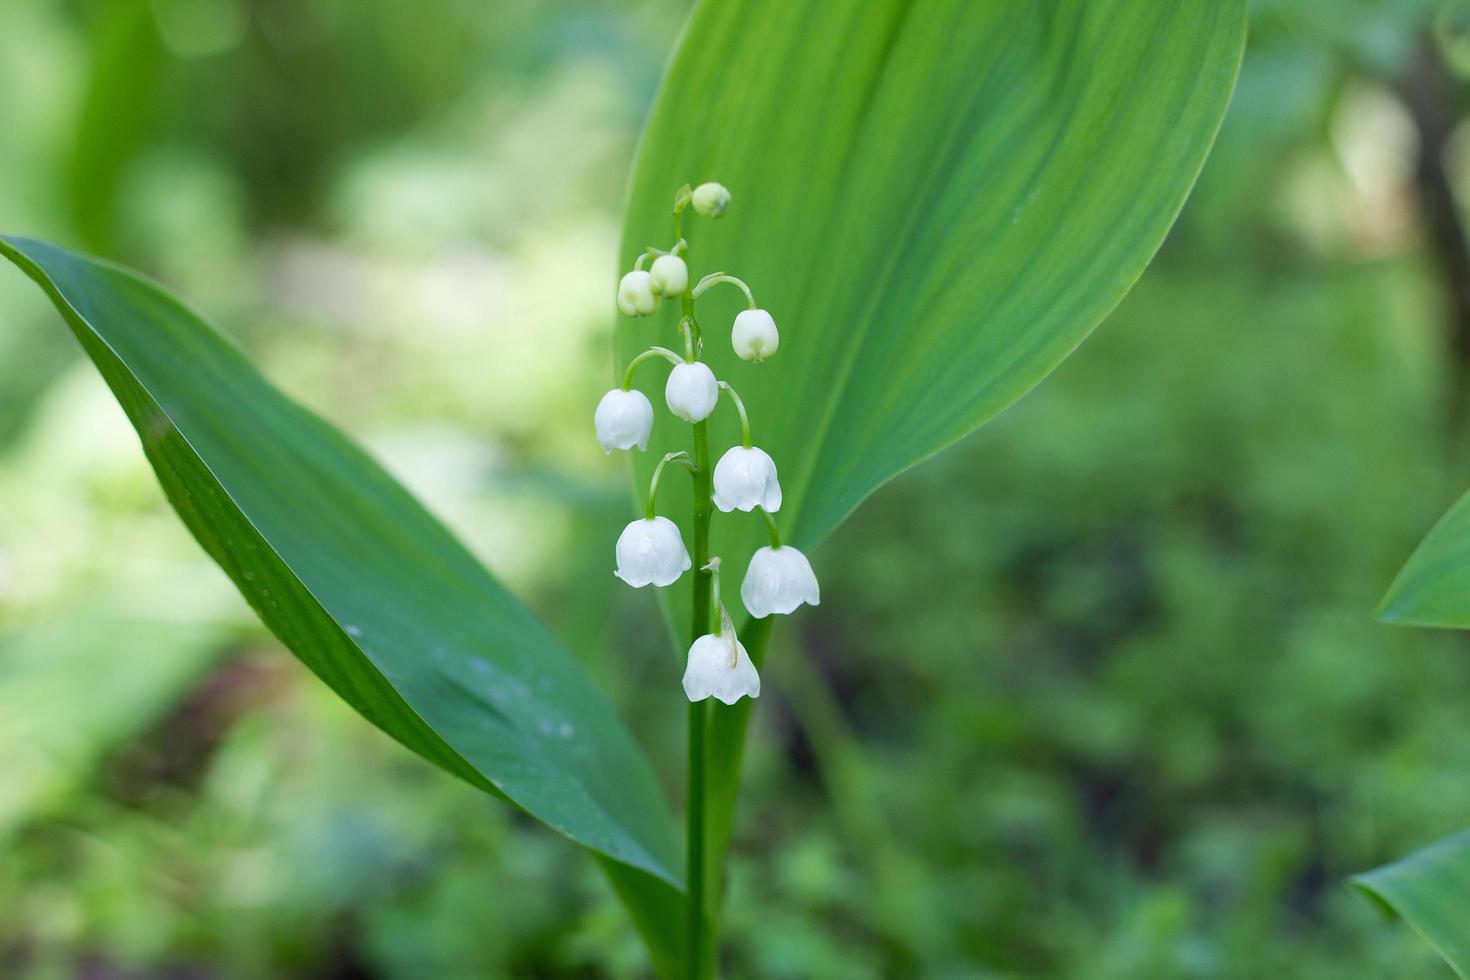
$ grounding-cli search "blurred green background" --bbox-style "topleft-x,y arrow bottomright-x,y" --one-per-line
2,0 -> 1469,976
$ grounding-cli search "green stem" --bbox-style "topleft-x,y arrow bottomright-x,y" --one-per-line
687,415 -> 713,978
674,192 -> 689,243
758,506 -> 782,548
717,382 -> 752,449
687,417 -> 711,975
679,317 -> 697,363
691,273 -> 757,309
703,618 -> 773,918
622,346 -> 682,390
703,557 -> 723,634
686,705 -> 707,975
646,452 -> 694,520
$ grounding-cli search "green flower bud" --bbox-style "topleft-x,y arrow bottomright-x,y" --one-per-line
617,270 -> 659,317
649,254 -> 689,296
691,182 -> 731,218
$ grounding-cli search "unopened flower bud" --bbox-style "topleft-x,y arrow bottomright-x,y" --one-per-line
649,254 -> 689,296
712,445 -> 781,513
617,270 -> 659,317
593,388 -> 653,453
614,516 -> 691,588
691,182 -> 730,218
741,546 -> 820,618
683,631 -> 760,704
665,361 -> 719,423
732,309 -> 779,362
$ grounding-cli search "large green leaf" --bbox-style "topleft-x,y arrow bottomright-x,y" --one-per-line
1354,830 -> 1470,977
617,0 -> 1244,904
0,236 -> 682,892
619,0 -> 1246,637
1379,486 -> 1470,627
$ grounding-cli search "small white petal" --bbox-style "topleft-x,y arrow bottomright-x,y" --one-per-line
649,254 -> 689,296
682,632 -> 760,704
732,309 -> 779,362
594,389 -> 653,454
712,446 -> 781,513
665,362 -> 719,423
614,517 -> 691,588
741,546 -> 820,618
617,271 -> 659,317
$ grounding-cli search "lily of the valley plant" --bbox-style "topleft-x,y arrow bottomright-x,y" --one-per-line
0,2 -> 1249,974
597,182 -> 819,967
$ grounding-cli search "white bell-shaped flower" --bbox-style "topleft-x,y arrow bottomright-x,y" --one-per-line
731,309 -> 779,362
683,630 -> 760,704
593,388 -> 653,453
665,362 -> 719,423
649,254 -> 689,296
741,545 -> 820,618
691,182 -> 731,218
617,270 -> 659,317
614,516 -> 691,588
712,446 -> 781,513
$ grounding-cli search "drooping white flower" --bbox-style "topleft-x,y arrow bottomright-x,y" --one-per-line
649,254 -> 689,296
741,546 -> 820,618
617,270 -> 659,317
712,446 -> 781,513
731,309 -> 779,362
682,631 -> 760,704
614,517 -> 691,588
593,388 -> 653,453
691,182 -> 731,218
665,361 -> 719,423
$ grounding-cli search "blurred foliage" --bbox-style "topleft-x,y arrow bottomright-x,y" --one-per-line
3,0 -> 1470,977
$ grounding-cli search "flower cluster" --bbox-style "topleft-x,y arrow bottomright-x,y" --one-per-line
596,182 -> 819,705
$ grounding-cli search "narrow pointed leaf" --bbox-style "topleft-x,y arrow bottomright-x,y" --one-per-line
1354,830 -> 1470,977
616,0 -> 1245,907
0,236 -> 682,890
618,0 -> 1246,642
1379,487 -> 1470,628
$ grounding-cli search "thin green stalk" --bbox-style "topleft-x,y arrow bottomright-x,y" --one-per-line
717,381 -> 752,449
686,697 -> 708,976
704,617 -> 772,913
646,452 -> 693,520
686,285 -> 716,977
758,506 -> 781,548
623,346 -> 683,389
691,272 -> 756,309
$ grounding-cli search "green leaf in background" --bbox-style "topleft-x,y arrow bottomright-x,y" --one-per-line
66,0 -> 164,253
619,0 -> 1247,637
1379,486 -> 1470,627
618,0 -> 1245,899
0,237 -> 682,893
1354,829 -> 1470,977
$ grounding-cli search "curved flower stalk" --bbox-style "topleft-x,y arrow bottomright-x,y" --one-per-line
601,181 -> 821,976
